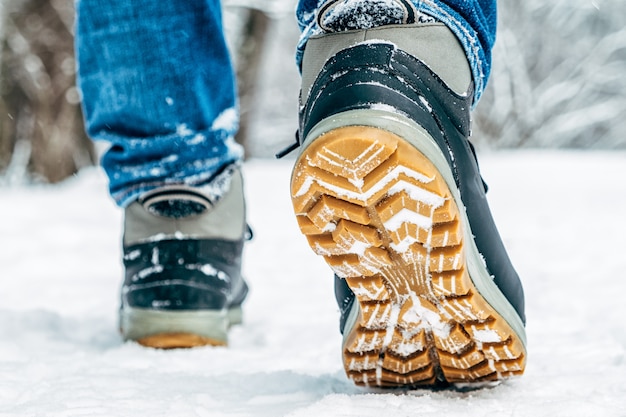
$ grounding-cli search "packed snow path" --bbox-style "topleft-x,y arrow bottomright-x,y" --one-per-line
1,152 -> 625,416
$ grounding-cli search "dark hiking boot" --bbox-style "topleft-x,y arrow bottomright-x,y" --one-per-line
289,23 -> 526,386
120,165 -> 249,348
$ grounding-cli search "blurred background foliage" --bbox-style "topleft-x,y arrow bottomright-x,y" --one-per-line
0,0 -> 94,185
1,0 -> 625,185
473,0 -> 626,149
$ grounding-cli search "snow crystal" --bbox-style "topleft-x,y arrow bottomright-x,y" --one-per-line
183,263 -> 231,283
187,133 -> 206,145
388,180 -> 445,207
151,247 -> 160,265
162,155 -> 179,163
347,240 -> 370,256
151,299 -> 172,308
140,232 -> 188,243
369,103 -> 401,114
472,327 -> 501,343
401,294 -> 451,339
389,235 -> 419,254
352,282 -> 386,300
194,163 -> 236,204
202,265 -> 229,282
381,304 -> 401,350
123,249 -> 141,261
199,263 -> 217,276
330,69 -> 350,81
354,39 -> 398,51
212,107 -> 238,132
176,123 -> 193,136
295,165 -> 437,205
419,96 -> 432,112
395,339 -> 424,357
135,264 -> 164,280
383,207 -> 433,232
321,0 -> 405,32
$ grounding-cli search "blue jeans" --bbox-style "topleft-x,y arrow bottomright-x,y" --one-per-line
76,0 -> 496,207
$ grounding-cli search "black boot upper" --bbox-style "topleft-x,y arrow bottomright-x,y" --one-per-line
300,41 -> 525,328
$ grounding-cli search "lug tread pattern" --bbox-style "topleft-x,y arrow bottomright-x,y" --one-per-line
291,126 -> 526,386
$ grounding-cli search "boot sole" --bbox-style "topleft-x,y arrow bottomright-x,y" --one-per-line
291,114 -> 526,386
119,306 -> 242,349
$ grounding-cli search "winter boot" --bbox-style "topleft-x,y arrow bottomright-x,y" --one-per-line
289,21 -> 527,386
120,165 -> 249,348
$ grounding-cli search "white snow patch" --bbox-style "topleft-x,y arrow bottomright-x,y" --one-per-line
3,154 -> 626,416
401,294 -> 451,340
419,95 -> 432,112
135,264 -> 164,280
395,339 -> 424,357
199,263 -> 218,276
472,327 -> 502,343
151,247 -> 159,265
351,282 -> 386,300
347,240 -> 370,256
124,249 -> 141,261
140,232 -> 188,243
321,0 -> 404,31
369,102 -> 401,114
294,165 -> 437,205
212,107 -> 238,132
387,180 -> 445,208
383,207 -> 433,231
389,235 -> 419,254
151,299 -> 172,308
162,155 -> 178,163
176,123 -> 193,136
187,133 -> 206,145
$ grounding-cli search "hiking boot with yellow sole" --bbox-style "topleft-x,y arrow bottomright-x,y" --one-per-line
288,23 -> 526,387
120,166 -> 249,348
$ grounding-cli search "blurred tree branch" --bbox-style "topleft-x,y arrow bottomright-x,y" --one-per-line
0,0 -> 95,184
474,0 -> 626,149
224,4 -> 271,158
0,0 -> 275,183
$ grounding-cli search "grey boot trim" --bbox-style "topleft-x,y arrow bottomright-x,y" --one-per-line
301,23 -> 471,101
123,167 -> 246,246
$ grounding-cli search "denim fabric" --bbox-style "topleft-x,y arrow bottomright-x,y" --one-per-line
296,0 -> 497,105
76,0 -> 496,206
75,0 -> 243,206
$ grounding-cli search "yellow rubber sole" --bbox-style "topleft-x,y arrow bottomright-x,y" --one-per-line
120,306 -> 243,349
135,332 -> 226,349
291,126 -> 526,387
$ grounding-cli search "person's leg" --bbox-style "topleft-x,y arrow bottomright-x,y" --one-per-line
76,0 -> 242,206
289,0 -> 526,387
76,0 -> 248,347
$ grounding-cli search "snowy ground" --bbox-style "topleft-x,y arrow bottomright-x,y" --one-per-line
1,151 -> 626,416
